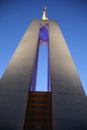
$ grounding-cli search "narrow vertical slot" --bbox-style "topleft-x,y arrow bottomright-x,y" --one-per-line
30,23 -> 51,92
36,44 -> 48,91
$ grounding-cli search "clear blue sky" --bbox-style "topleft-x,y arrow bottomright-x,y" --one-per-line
0,0 -> 87,94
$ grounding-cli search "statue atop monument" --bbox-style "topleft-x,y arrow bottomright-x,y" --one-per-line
42,6 -> 49,20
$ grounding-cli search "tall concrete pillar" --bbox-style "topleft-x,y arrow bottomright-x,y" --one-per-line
0,20 -> 87,130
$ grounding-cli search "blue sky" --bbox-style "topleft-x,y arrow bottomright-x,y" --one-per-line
0,0 -> 87,94
36,44 -> 48,91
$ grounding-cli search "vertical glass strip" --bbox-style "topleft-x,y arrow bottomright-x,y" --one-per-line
30,41 -> 39,91
48,41 -> 51,92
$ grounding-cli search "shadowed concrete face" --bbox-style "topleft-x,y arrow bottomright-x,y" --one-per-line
0,20 -> 87,130
49,21 -> 87,130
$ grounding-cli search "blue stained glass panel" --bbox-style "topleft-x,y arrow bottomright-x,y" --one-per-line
39,26 -> 48,43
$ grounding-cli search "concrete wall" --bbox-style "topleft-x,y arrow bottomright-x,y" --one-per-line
49,21 -> 87,130
0,20 -> 40,130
